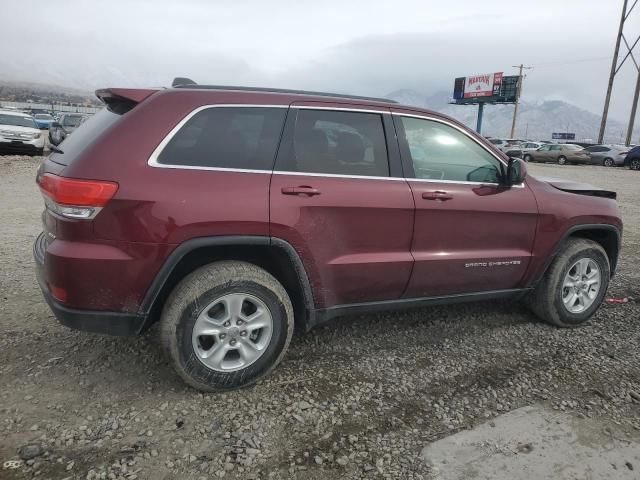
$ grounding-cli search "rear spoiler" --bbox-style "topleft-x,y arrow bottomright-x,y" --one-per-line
95,88 -> 158,114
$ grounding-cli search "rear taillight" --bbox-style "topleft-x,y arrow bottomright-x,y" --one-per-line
38,173 -> 118,220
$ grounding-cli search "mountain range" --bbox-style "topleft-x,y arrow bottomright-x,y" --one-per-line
386,89 -> 634,144
0,79 -> 634,144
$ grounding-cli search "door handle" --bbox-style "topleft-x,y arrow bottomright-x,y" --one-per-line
422,191 -> 453,201
281,186 -> 321,196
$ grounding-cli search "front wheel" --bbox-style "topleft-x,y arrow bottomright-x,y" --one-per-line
630,158 -> 640,170
558,156 -> 567,165
603,158 -> 614,167
526,238 -> 609,327
160,261 -> 294,391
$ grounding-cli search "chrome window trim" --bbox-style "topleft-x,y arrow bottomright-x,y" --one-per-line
290,105 -> 391,115
147,103 -> 525,188
271,170 -> 404,181
147,104 -> 288,169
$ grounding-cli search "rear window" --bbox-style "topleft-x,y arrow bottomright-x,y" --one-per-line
62,115 -> 86,127
564,144 -> 583,150
156,107 -> 286,170
53,109 -> 120,165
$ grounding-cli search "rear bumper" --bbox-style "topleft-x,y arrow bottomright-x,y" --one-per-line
34,232 -> 148,336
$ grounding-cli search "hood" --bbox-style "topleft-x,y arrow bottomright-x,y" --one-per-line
534,176 -> 617,200
0,124 -> 40,135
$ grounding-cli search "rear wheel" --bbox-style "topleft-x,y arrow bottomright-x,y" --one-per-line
558,156 -> 567,165
526,238 -> 609,327
603,158 -> 614,167
524,154 -> 533,162
160,261 -> 294,391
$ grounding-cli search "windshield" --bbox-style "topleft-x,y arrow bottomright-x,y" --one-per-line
0,113 -> 37,128
35,114 -> 53,120
62,115 -> 85,127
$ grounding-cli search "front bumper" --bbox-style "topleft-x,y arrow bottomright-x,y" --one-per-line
0,139 -> 44,154
34,232 -> 147,336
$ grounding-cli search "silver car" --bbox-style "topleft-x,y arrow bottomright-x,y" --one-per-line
584,144 -> 628,167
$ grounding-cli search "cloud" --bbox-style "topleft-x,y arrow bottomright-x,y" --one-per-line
0,0 -> 631,120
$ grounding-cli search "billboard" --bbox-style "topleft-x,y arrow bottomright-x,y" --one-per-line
463,72 -> 503,98
552,133 -> 576,140
453,74 -> 518,104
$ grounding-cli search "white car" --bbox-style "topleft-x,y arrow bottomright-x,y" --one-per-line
521,141 -> 543,154
0,110 -> 45,156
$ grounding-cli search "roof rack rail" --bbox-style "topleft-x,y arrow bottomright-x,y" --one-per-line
170,77 -> 397,104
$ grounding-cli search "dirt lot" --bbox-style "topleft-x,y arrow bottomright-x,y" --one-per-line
1,156 -> 639,480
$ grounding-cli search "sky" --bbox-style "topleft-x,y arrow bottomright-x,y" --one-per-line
1,0 -> 637,120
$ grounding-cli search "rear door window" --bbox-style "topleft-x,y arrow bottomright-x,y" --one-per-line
275,109 -> 389,177
156,107 -> 286,170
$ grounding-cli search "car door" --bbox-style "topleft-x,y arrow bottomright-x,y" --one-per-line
392,111 -> 539,298
269,103 -> 415,309
533,144 -> 550,161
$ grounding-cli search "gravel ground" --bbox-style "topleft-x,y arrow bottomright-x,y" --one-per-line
0,156 -> 639,480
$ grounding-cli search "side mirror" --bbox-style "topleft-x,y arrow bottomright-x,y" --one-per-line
506,157 -> 527,186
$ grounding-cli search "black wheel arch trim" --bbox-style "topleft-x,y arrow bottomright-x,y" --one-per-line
138,235 -> 316,330
531,223 -> 621,285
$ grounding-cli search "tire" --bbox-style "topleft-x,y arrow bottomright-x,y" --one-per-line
557,156 -> 567,165
630,158 -> 640,170
526,238 -> 609,327
160,261 -> 294,392
524,154 -> 533,162
603,158 -> 614,167
35,148 -> 44,157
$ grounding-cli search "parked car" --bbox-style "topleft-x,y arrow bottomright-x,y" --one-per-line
49,113 -> 88,146
488,138 -> 522,152
0,110 -> 45,155
34,80 -> 622,391
521,141 -> 543,156
584,144 -> 628,167
523,144 -> 591,164
623,145 -> 640,170
33,113 -> 55,130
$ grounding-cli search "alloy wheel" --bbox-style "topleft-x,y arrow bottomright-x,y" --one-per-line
561,258 -> 601,314
192,293 -> 273,372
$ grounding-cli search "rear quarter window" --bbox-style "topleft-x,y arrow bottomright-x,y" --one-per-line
155,107 -> 287,170
53,109 -> 120,166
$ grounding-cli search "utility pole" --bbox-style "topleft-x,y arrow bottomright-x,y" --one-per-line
476,103 -> 484,134
627,69 -> 640,145
598,0 -> 639,144
510,64 -> 532,138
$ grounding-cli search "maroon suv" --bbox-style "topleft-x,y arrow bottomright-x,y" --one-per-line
34,79 -> 622,391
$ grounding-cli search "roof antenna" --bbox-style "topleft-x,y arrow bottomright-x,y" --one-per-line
172,77 -> 197,87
